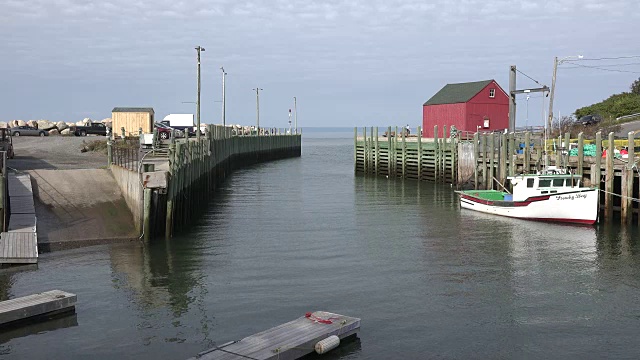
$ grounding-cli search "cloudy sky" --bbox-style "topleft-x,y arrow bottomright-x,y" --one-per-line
1,0 -> 639,127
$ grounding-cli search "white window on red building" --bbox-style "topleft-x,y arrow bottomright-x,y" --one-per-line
489,88 -> 495,98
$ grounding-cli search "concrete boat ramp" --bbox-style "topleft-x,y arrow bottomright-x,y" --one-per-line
191,311 -> 360,360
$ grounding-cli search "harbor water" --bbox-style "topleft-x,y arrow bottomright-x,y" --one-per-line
1,128 -> 640,359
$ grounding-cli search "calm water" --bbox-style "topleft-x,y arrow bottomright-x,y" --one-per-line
2,131 -> 640,359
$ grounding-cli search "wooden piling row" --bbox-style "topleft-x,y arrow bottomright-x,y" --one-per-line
156,126 -> 301,238
356,127 -> 639,225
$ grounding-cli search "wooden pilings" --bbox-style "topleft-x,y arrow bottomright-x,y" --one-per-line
149,126 -> 302,239
356,127 -> 639,225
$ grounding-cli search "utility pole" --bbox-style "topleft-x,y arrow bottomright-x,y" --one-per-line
526,94 -> 530,130
509,65 -> 516,132
253,87 -> 263,133
547,56 -> 558,131
221,66 -> 227,126
293,96 -> 297,133
195,46 -> 205,141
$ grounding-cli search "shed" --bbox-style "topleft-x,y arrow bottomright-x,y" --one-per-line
422,80 -> 508,138
111,107 -> 155,137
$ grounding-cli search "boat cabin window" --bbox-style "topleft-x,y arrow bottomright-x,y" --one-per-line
527,178 -> 534,188
539,179 -> 551,188
566,178 -> 578,187
553,179 -> 564,187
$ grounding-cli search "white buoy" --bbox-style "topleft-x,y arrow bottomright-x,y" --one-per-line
315,335 -> 340,354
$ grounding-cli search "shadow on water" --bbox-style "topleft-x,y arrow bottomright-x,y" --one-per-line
0,313 -> 78,345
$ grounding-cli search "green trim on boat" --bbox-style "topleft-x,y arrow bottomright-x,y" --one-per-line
458,190 -> 508,201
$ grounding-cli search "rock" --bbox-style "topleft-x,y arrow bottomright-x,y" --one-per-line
27,120 -> 39,128
66,122 -> 74,128
17,120 -> 26,127
37,120 -> 56,130
0,122 -> 7,129
82,117 -> 92,125
75,120 -> 84,126
61,128 -> 72,135
56,121 -> 68,131
49,129 -> 60,135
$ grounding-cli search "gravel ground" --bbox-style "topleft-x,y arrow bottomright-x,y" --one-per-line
9,135 -> 109,170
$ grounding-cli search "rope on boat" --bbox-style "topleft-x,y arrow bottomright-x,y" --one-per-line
599,189 -> 640,203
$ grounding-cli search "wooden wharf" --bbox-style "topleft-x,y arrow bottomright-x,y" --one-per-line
0,174 -> 38,264
355,126 -> 639,225
0,290 -> 76,327
190,311 -> 360,360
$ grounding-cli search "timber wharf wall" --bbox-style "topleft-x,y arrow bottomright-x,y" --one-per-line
110,125 -> 301,239
355,126 -> 639,225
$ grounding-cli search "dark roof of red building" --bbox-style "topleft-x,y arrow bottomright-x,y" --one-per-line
423,80 -> 494,106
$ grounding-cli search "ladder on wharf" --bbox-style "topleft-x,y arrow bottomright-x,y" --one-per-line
0,174 -> 38,264
190,311 -> 361,360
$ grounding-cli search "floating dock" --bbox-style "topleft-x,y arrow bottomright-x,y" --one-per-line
191,311 -> 360,360
0,290 -> 76,326
0,174 -> 38,264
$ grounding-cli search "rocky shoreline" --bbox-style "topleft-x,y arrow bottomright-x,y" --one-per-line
1,118 -> 112,136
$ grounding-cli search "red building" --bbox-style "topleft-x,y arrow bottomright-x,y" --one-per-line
422,79 -> 509,137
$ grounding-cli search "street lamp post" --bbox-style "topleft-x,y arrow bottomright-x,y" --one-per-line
195,46 -> 205,141
253,87 -> 263,134
547,55 -> 582,130
221,66 -> 227,126
526,95 -> 530,130
293,96 -> 297,133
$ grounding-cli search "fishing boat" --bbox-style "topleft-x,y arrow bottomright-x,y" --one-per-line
456,167 -> 599,224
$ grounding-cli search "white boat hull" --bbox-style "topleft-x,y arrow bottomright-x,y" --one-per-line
459,189 -> 599,224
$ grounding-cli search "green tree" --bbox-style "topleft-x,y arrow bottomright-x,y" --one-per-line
631,77 -> 640,95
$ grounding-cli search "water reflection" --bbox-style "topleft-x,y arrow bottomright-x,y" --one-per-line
0,313 -> 78,345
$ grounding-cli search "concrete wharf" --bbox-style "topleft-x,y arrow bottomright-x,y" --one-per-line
0,290 -> 76,326
190,311 -> 360,360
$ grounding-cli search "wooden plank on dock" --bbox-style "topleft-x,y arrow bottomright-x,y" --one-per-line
0,232 -> 38,263
0,290 -> 76,325
191,311 -> 360,360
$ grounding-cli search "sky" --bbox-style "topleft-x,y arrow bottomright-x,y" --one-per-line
1,0 -> 639,128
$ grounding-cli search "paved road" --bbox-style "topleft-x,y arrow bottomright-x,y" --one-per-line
10,136 -> 107,170
616,119 -> 640,137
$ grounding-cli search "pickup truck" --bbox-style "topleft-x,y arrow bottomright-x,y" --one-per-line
73,123 -> 109,136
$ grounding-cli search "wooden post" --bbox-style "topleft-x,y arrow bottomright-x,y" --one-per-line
499,133 -> 507,185
401,128 -> 406,178
577,132 -> 584,176
143,188 -> 152,241
489,134 -> 495,189
417,126 -> 422,181
508,133 -> 515,177
524,132 -> 531,174
434,125 -> 439,181
443,125 -> 448,182
595,132 -> 602,189
165,141 -> 176,238
363,127 -> 368,174
478,133 -> 485,189
605,132 -> 614,222
387,126 -> 392,178
473,132 -> 479,189
623,131 -> 635,224
354,127 -> 358,173
564,132 -> 570,169
107,138 -> 112,167
374,127 -> 379,175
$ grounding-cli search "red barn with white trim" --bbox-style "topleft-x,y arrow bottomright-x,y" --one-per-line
422,80 -> 509,137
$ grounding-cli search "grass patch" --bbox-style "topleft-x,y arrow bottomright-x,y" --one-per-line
81,139 -> 108,153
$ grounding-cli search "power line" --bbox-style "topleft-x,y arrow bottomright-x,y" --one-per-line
563,61 -> 640,74
563,61 -> 640,68
576,55 -> 640,61
515,68 -> 544,86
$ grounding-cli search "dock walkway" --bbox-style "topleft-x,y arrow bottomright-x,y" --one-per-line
191,311 -> 360,360
0,290 -> 76,326
0,174 -> 38,264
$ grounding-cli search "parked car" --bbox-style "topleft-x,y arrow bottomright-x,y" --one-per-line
74,123 -> 109,136
10,126 -> 48,137
154,122 -> 183,140
579,115 -> 602,126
